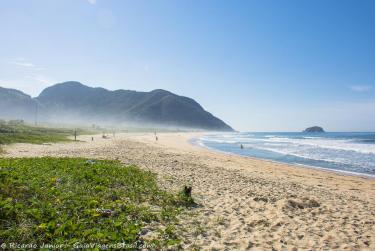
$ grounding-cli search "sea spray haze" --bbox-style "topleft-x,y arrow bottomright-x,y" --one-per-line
198,132 -> 375,176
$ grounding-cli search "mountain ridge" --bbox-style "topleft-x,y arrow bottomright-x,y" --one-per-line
0,82 -> 233,131
0,87 -> 37,122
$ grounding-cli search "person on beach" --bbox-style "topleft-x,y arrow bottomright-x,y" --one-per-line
240,144 -> 244,149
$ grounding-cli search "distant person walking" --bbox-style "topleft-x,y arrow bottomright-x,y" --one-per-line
154,131 -> 158,141
240,144 -> 244,149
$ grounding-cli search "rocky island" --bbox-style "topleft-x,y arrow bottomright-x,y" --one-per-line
303,126 -> 325,133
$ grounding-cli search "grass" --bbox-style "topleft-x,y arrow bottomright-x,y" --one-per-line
0,122 -> 79,145
0,157 -> 193,249
0,122 -> 93,155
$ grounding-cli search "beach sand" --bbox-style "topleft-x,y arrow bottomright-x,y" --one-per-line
3,132 -> 375,250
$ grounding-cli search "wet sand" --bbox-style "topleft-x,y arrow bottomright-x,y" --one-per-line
3,132 -> 375,250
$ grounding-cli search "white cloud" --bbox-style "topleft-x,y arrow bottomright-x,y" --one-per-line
11,58 -> 44,71
349,85 -> 372,92
87,0 -> 96,5
12,62 -> 35,68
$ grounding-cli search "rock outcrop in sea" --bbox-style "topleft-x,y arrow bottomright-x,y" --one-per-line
303,126 -> 325,133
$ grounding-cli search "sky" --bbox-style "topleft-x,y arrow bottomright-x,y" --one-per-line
0,0 -> 374,131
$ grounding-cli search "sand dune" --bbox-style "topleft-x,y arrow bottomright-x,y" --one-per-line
3,132 -> 375,250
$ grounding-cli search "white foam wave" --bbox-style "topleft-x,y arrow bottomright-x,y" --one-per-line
200,137 -> 238,144
201,133 -> 375,174
243,144 -> 367,166
265,137 -> 375,154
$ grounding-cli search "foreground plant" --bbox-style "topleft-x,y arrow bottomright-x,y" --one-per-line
0,157 -> 191,248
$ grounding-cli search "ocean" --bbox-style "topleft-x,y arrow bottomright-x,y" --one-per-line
196,132 -> 375,177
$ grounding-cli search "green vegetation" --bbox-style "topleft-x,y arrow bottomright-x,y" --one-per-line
0,121 -> 75,145
0,157 -> 193,249
0,121 -> 92,153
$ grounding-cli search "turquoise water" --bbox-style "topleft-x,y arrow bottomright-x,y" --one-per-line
197,132 -> 375,177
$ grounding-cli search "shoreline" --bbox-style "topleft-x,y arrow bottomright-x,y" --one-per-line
189,136 -> 375,179
2,132 -> 375,249
4,131 -> 375,188
125,132 -> 375,195
3,131 -> 375,194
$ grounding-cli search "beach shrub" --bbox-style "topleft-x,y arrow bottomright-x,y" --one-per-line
0,158 -> 188,249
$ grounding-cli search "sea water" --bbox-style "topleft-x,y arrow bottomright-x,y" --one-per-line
196,132 -> 375,177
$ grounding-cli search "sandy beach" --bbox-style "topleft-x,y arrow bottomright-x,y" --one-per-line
3,132 -> 375,250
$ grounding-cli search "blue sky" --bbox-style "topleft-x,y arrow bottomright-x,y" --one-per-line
0,0 -> 374,131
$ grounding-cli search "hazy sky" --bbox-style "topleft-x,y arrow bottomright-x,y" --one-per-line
1,0 -> 374,131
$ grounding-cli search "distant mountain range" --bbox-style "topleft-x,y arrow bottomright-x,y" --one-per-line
0,81 -> 233,131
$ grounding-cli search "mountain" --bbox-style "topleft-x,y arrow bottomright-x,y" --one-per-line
0,87 -> 37,121
303,126 -> 325,133
0,82 -> 233,131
